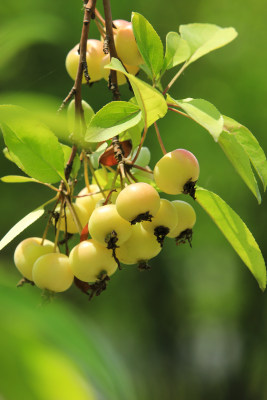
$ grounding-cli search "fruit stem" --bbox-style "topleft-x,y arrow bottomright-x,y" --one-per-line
131,124 -> 148,165
154,122 -> 167,155
53,200 -> 64,252
87,156 -> 107,199
41,197 -> 60,245
163,61 -> 188,96
82,151 -> 92,192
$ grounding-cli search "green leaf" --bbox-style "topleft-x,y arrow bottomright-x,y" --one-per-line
162,32 -> 191,72
61,144 -> 81,178
219,131 -> 261,203
180,23 -> 238,65
132,12 -> 164,79
3,147 -> 26,172
0,175 -> 39,183
0,106 -> 65,183
224,116 -> 267,191
85,101 -> 142,143
105,59 -> 168,127
0,208 -> 45,252
125,119 -> 145,149
167,95 -> 223,140
89,143 -> 108,169
196,187 -> 266,291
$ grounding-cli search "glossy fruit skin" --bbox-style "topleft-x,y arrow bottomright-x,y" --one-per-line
101,55 -> 139,85
54,203 -> 88,234
32,253 -> 74,292
115,182 -> 160,223
117,224 -> 161,265
65,39 -> 104,83
154,149 -> 200,195
69,239 -> 117,282
114,22 -> 143,66
89,204 -> 132,246
167,200 -> 196,238
14,237 -> 56,281
142,199 -> 178,234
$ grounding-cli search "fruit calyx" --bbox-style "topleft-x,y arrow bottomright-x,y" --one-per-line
131,211 -> 153,225
175,228 -> 193,247
154,226 -> 170,247
183,179 -> 197,199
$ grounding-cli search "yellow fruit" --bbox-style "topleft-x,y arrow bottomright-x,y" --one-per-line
32,253 -> 74,292
53,203 -> 88,234
69,239 -> 117,282
14,237 -> 56,281
114,22 -> 143,66
167,200 -> 196,239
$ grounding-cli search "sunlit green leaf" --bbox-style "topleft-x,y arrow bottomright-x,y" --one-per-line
132,12 -> 164,78
105,59 -> 167,127
162,32 -> 191,72
0,106 -> 65,183
1,175 -> 39,183
224,116 -> 267,191
219,131 -> 261,203
180,23 -> 237,65
196,187 -> 266,291
85,101 -> 142,142
167,95 -> 223,140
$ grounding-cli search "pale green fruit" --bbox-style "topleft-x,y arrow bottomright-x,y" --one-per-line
69,239 -> 117,282
142,199 -> 178,244
53,203 -> 88,234
89,204 -> 132,246
76,184 -> 104,217
101,54 -> 139,85
117,224 -> 161,265
167,201 -> 196,238
154,149 -> 200,195
65,39 -> 104,83
32,253 -> 73,292
115,182 -> 160,223
14,237 -> 56,281
114,22 -> 143,66
132,147 -> 151,167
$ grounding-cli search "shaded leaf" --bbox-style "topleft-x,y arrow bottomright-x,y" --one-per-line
180,23 -> 237,64
196,187 -> 266,291
132,12 -> 164,78
162,32 -> 191,72
90,142 -> 108,169
219,131 -> 261,203
224,116 -> 267,191
85,101 -> 142,142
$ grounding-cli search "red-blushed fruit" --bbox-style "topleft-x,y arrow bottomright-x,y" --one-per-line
101,54 -> 139,85
115,182 -> 160,224
69,239 -> 118,282
142,199 -> 178,246
154,149 -> 200,196
65,39 -> 104,83
88,204 -> 132,247
53,203 -> 88,234
14,237 -> 56,281
167,200 -> 196,238
116,223 -> 162,265
114,22 -> 143,66
32,253 -> 74,292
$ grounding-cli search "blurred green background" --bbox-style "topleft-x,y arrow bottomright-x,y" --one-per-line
0,0 -> 267,399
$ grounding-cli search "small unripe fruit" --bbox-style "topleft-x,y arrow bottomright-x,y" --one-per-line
142,199 -> 178,246
65,39 -> 104,83
154,149 -> 200,196
114,22 -> 143,66
32,253 -> 74,292
167,200 -> 196,239
76,184 -> 105,218
14,237 -> 56,281
54,203 -> 88,234
89,204 -> 132,247
116,182 -> 160,224
117,224 -> 161,265
132,147 -> 151,167
69,239 -> 117,282
101,55 -> 139,85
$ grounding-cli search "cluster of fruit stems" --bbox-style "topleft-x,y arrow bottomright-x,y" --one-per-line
36,0 -> 180,295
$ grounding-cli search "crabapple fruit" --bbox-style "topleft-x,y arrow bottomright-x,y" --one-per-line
154,149 -> 200,196
115,182 -> 160,224
142,199 -> 178,246
65,39 -> 104,83
132,147 -> 151,167
32,253 -> 74,292
101,55 -> 139,85
53,203 -> 88,234
167,200 -> 196,239
76,184 -> 105,218
113,21 -> 143,66
14,237 -> 56,281
117,223 -> 162,265
69,239 -> 117,282
88,204 -> 132,247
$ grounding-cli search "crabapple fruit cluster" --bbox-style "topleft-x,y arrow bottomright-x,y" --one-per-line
13,149 -> 199,296
65,19 -> 143,86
